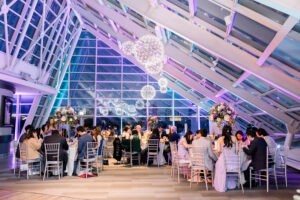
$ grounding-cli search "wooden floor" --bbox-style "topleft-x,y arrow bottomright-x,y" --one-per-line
0,160 -> 299,200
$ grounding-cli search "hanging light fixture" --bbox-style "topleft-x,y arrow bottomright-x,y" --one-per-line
158,77 -> 168,87
121,41 -> 135,55
141,85 -> 156,100
160,86 -> 168,94
145,62 -> 164,74
135,100 -> 145,110
134,35 -> 164,65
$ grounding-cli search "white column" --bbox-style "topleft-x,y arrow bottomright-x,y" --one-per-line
284,125 -> 296,147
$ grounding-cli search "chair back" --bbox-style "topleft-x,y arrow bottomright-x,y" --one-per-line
190,146 -> 205,169
20,143 -> 28,161
44,143 -> 60,162
87,142 -> 98,160
223,148 -> 240,172
148,139 -> 159,153
170,142 -> 178,163
267,147 -> 277,168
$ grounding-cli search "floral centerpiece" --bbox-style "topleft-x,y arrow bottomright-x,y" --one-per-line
147,115 -> 158,128
209,103 -> 236,126
53,106 -> 77,127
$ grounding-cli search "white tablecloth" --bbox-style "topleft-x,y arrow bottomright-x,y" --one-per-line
153,142 -> 166,166
66,146 -> 77,176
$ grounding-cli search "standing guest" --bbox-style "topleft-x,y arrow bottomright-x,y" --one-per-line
192,128 -> 217,171
242,127 -> 267,187
41,130 -> 69,174
158,125 -> 168,140
159,124 -> 170,163
22,129 -> 43,161
169,126 -> 180,143
16,125 -> 34,158
177,130 -> 193,161
73,126 -> 93,176
122,126 -> 131,139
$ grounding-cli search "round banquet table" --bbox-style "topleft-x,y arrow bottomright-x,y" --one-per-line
66,143 -> 77,176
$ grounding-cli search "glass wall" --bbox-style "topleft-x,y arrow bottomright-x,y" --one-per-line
52,30 -> 209,134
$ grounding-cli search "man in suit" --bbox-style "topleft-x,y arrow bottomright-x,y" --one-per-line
243,127 -> 267,187
73,126 -> 93,176
41,130 -> 69,174
192,128 -> 217,171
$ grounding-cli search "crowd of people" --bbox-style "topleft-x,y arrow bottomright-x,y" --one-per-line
16,117 -> 280,191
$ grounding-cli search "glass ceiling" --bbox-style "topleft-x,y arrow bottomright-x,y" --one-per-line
0,0 -> 299,136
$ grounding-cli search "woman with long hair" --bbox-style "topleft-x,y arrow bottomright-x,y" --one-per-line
45,117 -> 57,136
22,129 -> 42,161
216,125 -> 238,155
177,130 -> 193,160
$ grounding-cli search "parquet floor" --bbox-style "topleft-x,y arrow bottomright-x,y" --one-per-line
0,158 -> 299,200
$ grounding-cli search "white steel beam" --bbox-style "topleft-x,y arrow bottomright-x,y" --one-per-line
80,0 -> 299,129
254,0 -> 300,19
188,0 -> 197,17
118,0 -> 300,99
232,72 -> 250,87
257,16 -> 299,66
8,0 -> 39,70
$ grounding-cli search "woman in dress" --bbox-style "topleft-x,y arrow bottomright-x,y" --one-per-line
45,117 -> 57,136
235,130 -> 249,150
214,125 -> 239,192
216,125 -> 238,156
177,130 -> 193,161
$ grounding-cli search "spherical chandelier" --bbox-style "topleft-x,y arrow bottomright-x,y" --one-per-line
145,62 -> 164,74
158,77 -> 168,87
141,85 -> 156,100
135,100 -> 145,110
115,107 -> 123,116
160,86 -> 168,94
121,41 -> 135,56
134,35 -> 164,65
128,104 -> 137,113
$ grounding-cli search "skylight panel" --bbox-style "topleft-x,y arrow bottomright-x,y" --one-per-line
242,75 -> 273,94
266,91 -> 300,109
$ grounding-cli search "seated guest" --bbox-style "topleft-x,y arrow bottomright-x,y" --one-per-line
73,126 -> 93,176
135,125 -> 143,139
192,128 -> 217,171
122,126 -> 131,139
141,128 -> 160,165
16,125 -> 34,158
92,127 -> 104,156
131,129 -> 142,153
178,130 -> 193,161
256,128 -> 280,166
242,127 -> 267,187
149,128 -> 160,140
214,126 -> 239,192
169,126 -> 180,143
22,129 -> 42,161
216,125 -> 238,155
42,130 -> 69,173
235,130 -> 249,148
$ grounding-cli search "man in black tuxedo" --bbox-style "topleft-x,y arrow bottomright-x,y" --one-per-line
41,130 -> 69,173
242,127 -> 268,187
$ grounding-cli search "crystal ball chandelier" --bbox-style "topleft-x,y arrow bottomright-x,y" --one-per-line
145,62 -> 164,75
135,100 -> 145,109
141,85 -> 156,100
158,77 -> 168,87
160,86 -> 168,94
121,41 -> 135,56
134,35 -> 164,65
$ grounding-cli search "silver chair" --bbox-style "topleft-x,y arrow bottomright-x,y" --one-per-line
250,147 -> 278,192
170,141 -> 190,183
123,139 -> 141,167
19,143 -> 42,179
80,142 -> 99,178
147,139 -> 159,167
276,146 -> 288,187
224,149 -> 244,193
190,146 -> 213,190
43,143 -> 63,181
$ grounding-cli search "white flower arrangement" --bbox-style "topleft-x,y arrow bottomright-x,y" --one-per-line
209,103 -> 236,125
53,106 -> 77,127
